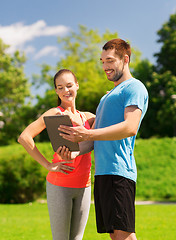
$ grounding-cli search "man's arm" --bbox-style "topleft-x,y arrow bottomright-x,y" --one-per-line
59,106 -> 142,142
88,105 -> 142,140
56,117 -> 95,160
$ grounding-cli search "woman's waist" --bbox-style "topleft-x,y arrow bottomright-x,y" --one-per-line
52,152 -> 91,174
52,152 -> 91,166
46,170 -> 91,188
51,162 -> 91,176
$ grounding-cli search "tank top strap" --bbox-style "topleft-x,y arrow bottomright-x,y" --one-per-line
57,107 -> 88,127
57,106 -> 64,115
77,111 -> 87,126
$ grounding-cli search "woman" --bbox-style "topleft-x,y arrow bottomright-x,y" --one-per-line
18,69 -> 95,240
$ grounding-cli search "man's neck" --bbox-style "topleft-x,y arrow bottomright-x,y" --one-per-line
114,72 -> 132,87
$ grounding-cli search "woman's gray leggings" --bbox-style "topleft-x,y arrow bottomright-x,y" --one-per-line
46,181 -> 91,240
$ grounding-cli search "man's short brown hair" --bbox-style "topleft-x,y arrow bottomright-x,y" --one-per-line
102,39 -> 131,62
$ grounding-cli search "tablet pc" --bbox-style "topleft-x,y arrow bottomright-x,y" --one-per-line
44,115 -> 79,152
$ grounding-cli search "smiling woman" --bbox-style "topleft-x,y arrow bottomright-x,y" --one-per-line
54,69 -> 79,107
18,68 -> 95,240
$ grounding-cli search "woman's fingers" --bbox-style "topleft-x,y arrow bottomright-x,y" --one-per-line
51,161 -> 74,174
56,146 -> 74,160
61,162 -> 74,169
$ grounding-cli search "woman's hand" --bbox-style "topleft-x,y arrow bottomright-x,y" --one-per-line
47,160 -> 75,174
56,146 -> 80,160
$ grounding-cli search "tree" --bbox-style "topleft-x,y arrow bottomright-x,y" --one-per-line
132,12 -> 176,138
132,59 -> 154,137
152,12 -> 176,137
153,71 -> 176,136
0,39 -> 31,145
154,13 -> 176,75
34,25 -> 141,114
32,23 -> 176,138
133,60 -> 176,137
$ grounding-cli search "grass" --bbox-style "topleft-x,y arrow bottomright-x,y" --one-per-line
0,202 -> 50,240
135,204 -> 176,240
134,138 -> 176,201
0,202 -> 176,240
0,138 -> 176,239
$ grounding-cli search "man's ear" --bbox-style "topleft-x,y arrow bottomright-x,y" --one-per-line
124,55 -> 130,64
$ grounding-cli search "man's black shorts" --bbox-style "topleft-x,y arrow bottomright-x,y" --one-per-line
94,175 -> 136,233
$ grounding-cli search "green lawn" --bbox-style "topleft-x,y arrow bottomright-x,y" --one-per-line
0,202 -> 176,240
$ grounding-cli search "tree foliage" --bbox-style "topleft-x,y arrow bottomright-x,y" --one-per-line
34,25 -> 141,114
33,23 -> 176,138
154,13 -> 176,75
1,13 -> 176,144
0,39 -> 31,145
133,60 -> 176,137
132,13 -> 176,137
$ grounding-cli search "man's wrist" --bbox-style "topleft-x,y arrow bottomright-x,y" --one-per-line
86,129 -> 95,141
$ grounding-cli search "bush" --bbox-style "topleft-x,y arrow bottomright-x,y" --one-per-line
0,143 -> 52,203
0,138 -> 176,203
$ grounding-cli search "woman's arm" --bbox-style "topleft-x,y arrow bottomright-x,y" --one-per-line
18,108 -> 74,174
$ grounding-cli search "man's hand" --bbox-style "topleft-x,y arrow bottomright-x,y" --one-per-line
58,125 -> 91,142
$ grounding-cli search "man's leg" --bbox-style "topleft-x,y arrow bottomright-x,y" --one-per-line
110,230 -> 137,240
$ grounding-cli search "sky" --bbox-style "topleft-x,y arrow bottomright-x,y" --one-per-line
0,0 -> 175,96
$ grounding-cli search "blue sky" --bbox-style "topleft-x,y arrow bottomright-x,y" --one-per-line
0,0 -> 175,87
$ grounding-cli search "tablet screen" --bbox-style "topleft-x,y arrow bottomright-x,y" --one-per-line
44,115 -> 79,152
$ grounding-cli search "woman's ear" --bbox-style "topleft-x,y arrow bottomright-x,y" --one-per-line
76,83 -> 79,90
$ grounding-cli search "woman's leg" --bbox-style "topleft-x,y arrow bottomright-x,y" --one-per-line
46,181 -> 73,240
69,186 -> 91,240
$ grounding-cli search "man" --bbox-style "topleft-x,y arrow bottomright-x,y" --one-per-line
59,39 -> 148,240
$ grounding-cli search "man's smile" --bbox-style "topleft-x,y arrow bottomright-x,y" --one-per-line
105,69 -> 114,76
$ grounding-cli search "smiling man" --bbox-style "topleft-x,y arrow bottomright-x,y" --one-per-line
59,39 -> 148,240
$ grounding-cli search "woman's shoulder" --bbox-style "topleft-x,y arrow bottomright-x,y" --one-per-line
41,107 -> 62,117
80,111 -> 95,120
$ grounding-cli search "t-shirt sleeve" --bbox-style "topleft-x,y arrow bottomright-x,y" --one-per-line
123,80 -> 148,113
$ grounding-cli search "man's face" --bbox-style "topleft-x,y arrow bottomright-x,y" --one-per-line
100,48 -> 125,83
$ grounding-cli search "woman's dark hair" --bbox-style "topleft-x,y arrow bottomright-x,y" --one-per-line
54,69 -> 78,106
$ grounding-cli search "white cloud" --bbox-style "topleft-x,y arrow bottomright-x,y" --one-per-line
0,20 -> 70,54
34,46 -> 59,59
24,45 -> 36,55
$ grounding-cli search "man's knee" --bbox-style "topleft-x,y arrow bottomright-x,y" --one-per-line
109,230 -> 137,240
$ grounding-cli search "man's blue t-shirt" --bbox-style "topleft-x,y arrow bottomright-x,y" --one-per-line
94,78 -> 148,182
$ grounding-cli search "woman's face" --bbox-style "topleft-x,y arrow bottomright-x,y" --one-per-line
55,73 -> 79,104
